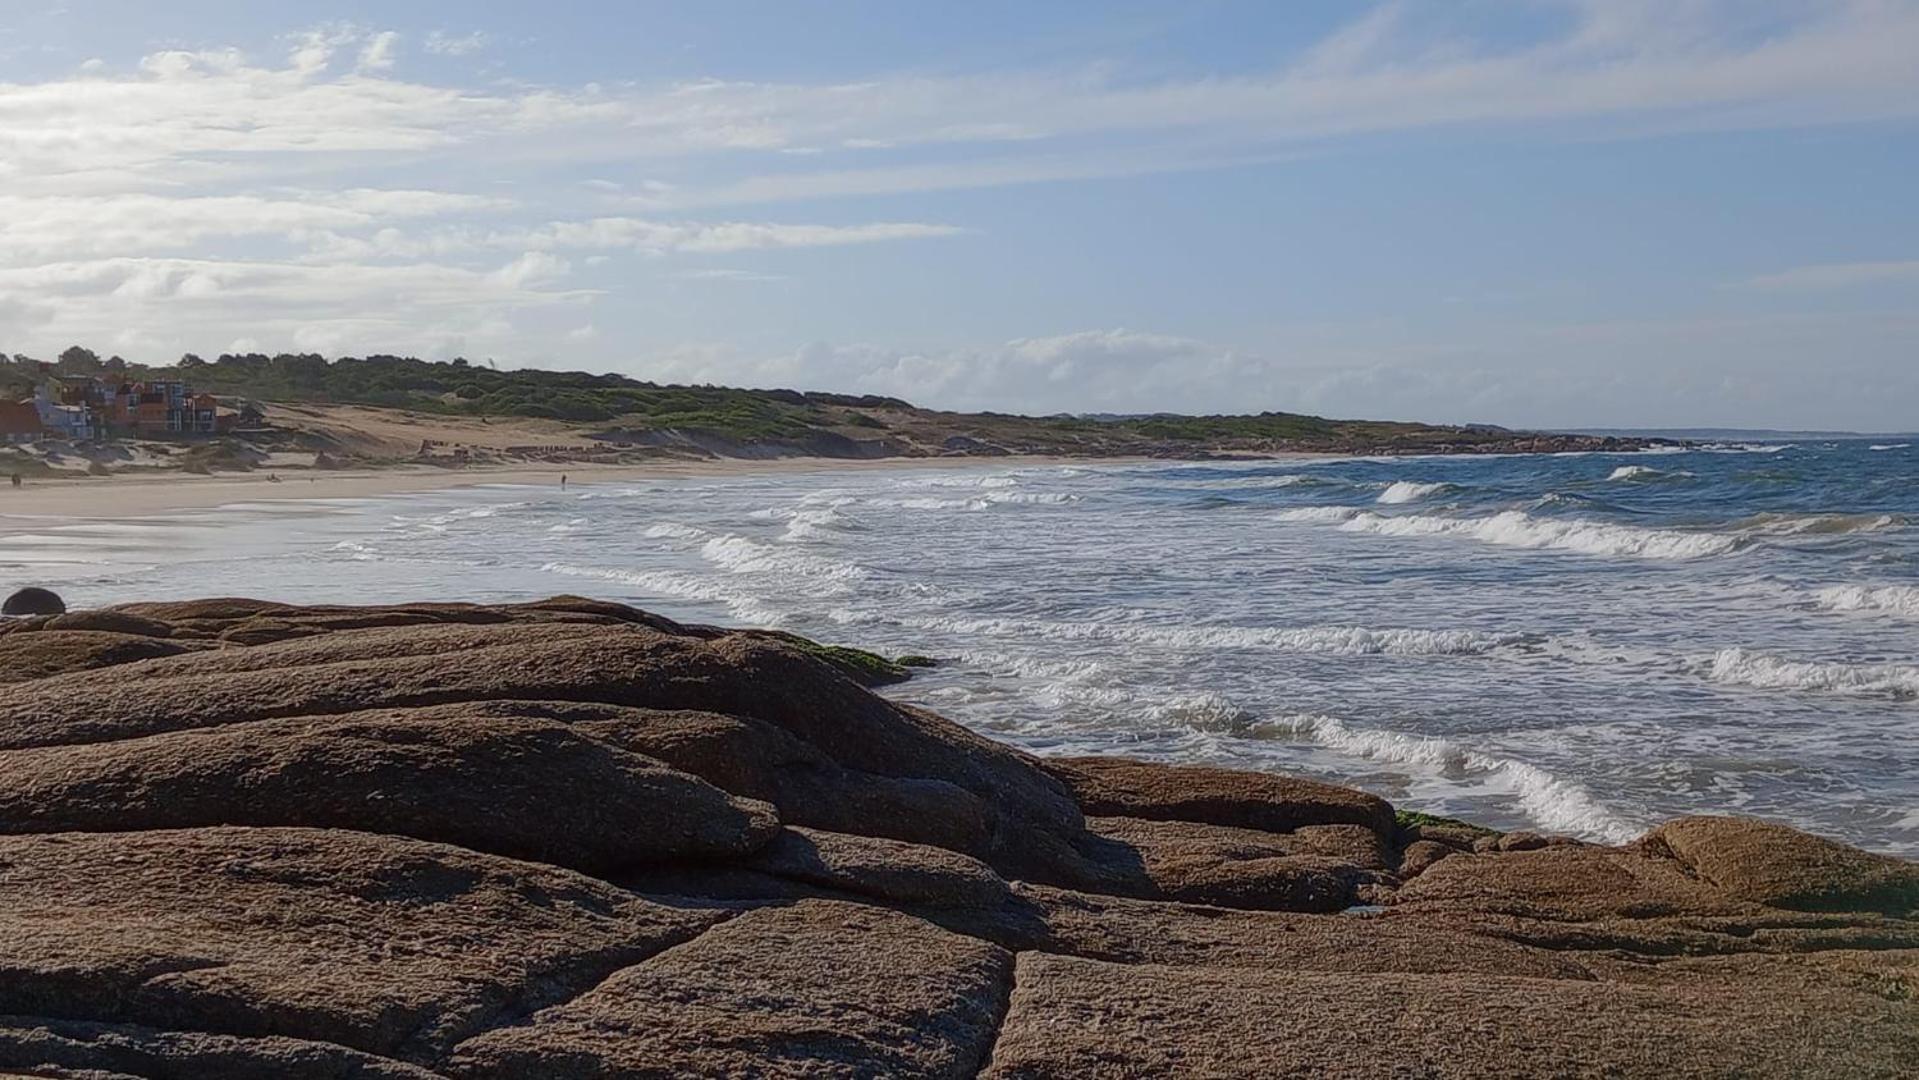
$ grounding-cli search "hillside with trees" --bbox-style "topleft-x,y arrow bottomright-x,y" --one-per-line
2,348 -> 1657,460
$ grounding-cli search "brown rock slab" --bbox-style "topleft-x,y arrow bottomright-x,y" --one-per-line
448,901 -> 1013,1079
1645,815 -> 1919,916
0,712 -> 779,874
1081,817 -> 1380,912
0,627 -> 1090,881
42,612 -> 174,638
571,704 -> 996,857
1044,755 -> 1394,837
0,1016 -> 439,1079
739,827 -> 1012,909
932,884 -> 1599,981
0,631 -> 198,685
983,950 -> 1919,1078
0,828 -> 721,1062
1390,843 -> 1751,921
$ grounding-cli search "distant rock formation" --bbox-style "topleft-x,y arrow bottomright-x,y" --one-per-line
0,597 -> 1911,1077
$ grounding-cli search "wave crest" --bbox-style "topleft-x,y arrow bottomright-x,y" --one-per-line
1377,481 -> 1451,504
1260,714 -> 1640,843
1812,584 -> 1919,618
1700,648 -> 1919,699
1336,509 -> 1744,560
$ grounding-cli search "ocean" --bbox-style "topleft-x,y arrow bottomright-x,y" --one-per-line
6,440 -> 1916,854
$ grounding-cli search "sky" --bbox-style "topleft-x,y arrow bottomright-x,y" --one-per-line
1,1 -> 1916,430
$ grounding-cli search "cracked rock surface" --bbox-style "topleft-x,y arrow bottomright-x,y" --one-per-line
0,597 -> 1913,1078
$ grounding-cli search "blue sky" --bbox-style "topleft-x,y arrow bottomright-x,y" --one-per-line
1,2 -> 1916,430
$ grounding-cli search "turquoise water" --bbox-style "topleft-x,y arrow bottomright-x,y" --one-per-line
6,439 -> 1916,852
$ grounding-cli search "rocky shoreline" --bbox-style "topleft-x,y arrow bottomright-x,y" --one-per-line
0,597 -> 1913,1077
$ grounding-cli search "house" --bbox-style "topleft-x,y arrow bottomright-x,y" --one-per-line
84,378 -> 230,437
30,384 -> 95,440
0,401 -> 42,444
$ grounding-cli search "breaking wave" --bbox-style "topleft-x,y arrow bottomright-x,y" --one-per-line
1335,510 -> 1745,560
1259,714 -> 1641,843
698,535 -> 870,590
1606,464 -> 1692,482
1376,481 -> 1452,504
538,561 -> 785,626
1870,444 -> 1911,452
1698,648 -> 1919,700
852,609 -> 1535,658
1737,512 -> 1901,536
1170,473 -> 1323,491
1274,505 -> 1364,523
1811,584 -> 1919,618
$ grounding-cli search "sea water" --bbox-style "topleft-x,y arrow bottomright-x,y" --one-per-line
5,440 -> 1916,853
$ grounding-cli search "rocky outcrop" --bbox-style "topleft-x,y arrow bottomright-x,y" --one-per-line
0,596 -> 1910,1078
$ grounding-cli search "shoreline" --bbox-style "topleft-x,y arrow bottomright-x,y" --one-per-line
0,594 -> 1911,1076
1,453 -> 1306,521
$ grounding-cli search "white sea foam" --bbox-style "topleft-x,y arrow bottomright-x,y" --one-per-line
643,522 -> 707,541
1274,505 -> 1364,523
1870,444 -> 1911,452
1263,714 -> 1640,843
1812,584 -> 1919,618
778,507 -> 859,543
1170,473 -> 1319,491
900,474 -> 1020,488
1336,510 -> 1744,560
1700,648 -> 1919,699
1738,512 -> 1901,536
1605,464 -> 1691,482
865,609 -> 1531,657
698,534 -> 870,589
1376,481 -> 1450,504
538,561 -> 785,625
869,490 -> 1079,511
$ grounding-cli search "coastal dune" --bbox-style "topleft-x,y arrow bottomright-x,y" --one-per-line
0,596 -> 1914,1077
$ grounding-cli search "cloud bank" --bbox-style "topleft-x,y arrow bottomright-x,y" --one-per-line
0,3 -> 1915,427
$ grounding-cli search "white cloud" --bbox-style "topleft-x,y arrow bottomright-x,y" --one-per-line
0,190 -> 505,263
507,218 -> 963,255
357,31 -> 400,73
1741,260 -> 1919,291
1,4 -> 1915,430
423,30 -> 489,56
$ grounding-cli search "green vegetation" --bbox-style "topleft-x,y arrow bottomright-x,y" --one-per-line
1395,809 -> 1498,836
758,632 -> 915,687
4,345 -> 1604,457
3,348 -> 911,441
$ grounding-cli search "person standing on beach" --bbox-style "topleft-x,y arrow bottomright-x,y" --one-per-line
560,473 -> 568,490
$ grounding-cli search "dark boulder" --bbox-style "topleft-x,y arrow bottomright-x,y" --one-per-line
2,587 -> 64,617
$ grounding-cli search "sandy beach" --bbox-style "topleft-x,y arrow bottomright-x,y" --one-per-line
0,454 -> 1250,521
